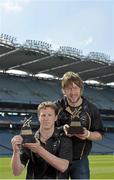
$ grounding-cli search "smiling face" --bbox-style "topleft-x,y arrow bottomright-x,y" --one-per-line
39,107 -> 57,130
63,82 -> 82,107
61,71 -> 84,107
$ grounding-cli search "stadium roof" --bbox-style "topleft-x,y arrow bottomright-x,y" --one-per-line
0,39 -> 114,84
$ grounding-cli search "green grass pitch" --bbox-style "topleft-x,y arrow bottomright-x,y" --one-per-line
0,155 -> 114,179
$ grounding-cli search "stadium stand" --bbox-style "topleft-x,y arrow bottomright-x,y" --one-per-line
0,35 -> 114,156
0,130 -> 13,156
84,84 -> 114,110
92,133 -> 114,154
0,73 -> 62,104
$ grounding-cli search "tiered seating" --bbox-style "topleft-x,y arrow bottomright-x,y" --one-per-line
84,84 -> 114,110
0,74 -> 113,110
91,133 -> 114,154
0,130 -> 13,156
1,130 -> 114,156
0,75 -> 62,104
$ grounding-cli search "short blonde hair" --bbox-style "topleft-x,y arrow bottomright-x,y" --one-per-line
37,101 -> 58,115
61,71 -> 84,91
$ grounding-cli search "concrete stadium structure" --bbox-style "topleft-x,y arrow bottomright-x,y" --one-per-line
0,35 -> 114,155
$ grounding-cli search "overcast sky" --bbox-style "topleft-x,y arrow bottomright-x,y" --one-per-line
0,0 -> 114,61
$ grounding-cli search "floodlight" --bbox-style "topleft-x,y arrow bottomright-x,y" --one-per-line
0,33 -> 17,45
88,52 -> 110,63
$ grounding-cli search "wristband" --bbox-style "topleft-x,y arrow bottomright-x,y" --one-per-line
86,130 -> 90,139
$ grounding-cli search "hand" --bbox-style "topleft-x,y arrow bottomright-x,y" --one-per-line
63,124 -> 74,137
23,141 -> 40,153
11,135 -> 23,153
74,128 -> 90,140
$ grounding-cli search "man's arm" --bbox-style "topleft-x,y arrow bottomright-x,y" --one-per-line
74,128 -> 103,140
24,142 -> 69,173
64,124 -> 103,140
11,135 -> 25,176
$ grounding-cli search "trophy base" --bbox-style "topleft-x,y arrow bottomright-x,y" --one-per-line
67,126 -> 84,134
21,135 -> 36,144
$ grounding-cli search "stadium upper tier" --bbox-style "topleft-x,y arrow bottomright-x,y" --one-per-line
0,74 -> 62,105
0,38 -> 114,84
0,74 -> 113,110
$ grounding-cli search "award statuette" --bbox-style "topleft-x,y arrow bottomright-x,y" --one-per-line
20,116 -> 35,144
67,117 -> 84,134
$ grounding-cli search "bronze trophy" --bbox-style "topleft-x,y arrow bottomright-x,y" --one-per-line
67,117 -> 84,134
67,107 -> 84,134
20,116 -> 35,143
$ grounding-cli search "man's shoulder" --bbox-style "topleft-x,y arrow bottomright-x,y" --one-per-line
83,97 -> 99,115
83,97 -> 98,109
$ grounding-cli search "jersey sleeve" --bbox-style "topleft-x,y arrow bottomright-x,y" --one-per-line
58,136 -> 72,163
